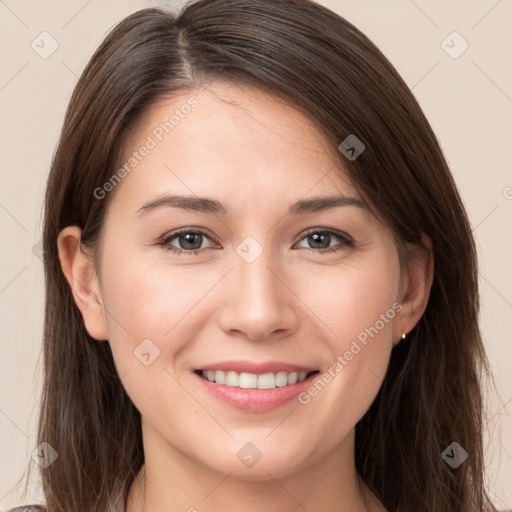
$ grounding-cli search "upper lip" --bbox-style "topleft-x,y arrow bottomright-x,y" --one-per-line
195,360 -> 318,374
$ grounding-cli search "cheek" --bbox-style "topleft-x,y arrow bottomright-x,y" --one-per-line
100,255 -> 220,373
103,253 -> 191,331
99,258 -> 206,419
301,255 -> 400,350
292,256 -> 400,429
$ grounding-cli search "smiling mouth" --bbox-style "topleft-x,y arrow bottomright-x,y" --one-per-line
194,369 -> 320,390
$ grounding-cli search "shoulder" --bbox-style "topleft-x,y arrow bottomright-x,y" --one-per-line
4,506 -> 46,512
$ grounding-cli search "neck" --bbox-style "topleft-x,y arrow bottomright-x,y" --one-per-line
126,422 -> 386,512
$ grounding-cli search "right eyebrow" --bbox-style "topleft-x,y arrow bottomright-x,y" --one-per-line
135,194 -> 226,217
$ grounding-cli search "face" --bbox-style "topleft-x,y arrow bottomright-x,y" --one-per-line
79,81 -> 408,479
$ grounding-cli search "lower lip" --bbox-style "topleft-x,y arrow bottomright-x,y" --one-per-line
194,372 -> 318,412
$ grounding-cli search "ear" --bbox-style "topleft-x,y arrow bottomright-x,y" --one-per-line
394,232 -> 434,344
57,226 -> 109,341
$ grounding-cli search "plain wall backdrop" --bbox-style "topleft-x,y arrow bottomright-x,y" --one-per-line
0,0 -> 511,509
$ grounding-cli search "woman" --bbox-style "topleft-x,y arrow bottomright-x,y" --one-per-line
12,0 -> 498,510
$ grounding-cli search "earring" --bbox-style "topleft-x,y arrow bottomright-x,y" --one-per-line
401,331 -> 407,340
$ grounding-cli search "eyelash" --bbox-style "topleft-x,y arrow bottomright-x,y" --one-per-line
158,227 -> 354,256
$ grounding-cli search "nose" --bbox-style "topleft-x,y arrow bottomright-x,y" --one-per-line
217,252 -> 300,341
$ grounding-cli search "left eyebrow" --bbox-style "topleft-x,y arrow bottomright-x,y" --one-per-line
135,193 -> 366,218
288,195 -> 365,214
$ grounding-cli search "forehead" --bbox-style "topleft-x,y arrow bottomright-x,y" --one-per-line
110,81 -> 358,213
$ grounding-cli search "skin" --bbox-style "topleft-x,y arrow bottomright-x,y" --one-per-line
57,81 -> 433,512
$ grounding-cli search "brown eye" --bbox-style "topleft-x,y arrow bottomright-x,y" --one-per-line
160,228 -> 218,255
295,229 -> 354,254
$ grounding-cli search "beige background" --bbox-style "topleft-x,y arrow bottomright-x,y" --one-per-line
1,0 -> 511,509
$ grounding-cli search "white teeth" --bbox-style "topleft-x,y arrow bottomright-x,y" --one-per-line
200,369 -> 313,389
275,372 -> 288,387
288,372 -> 298,385
225,371 -> 239,387
239,372 -> 258,388
257,372 -> 275,389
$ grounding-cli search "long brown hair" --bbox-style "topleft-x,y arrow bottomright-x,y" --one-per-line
21,0 -> 498,510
